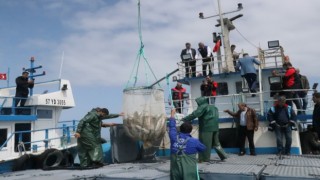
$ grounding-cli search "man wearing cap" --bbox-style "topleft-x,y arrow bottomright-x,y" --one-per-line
180,43 -> 196,78
75,108 -> 123,167
267,96 -> 297,155
15,71 -> 34,109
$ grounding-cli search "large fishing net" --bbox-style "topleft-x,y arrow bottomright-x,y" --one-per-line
122,87 -> 166,149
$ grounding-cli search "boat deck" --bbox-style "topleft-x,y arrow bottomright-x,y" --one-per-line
1,154 -> 320,180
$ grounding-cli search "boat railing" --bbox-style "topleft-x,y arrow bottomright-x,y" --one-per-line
256,46 -> 285,69
167,88 -> 315,121
0,120 -> 79,154
58,120 -> 80,132
0,96 -> 33,116
177,47 -> 284,80
0,79 -> 62,91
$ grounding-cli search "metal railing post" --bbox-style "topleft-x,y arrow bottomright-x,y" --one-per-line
73,120 -> 76,132
18,133 -> 22,143
12,98 -> 16,115
44,129 -> 49,149
63,124 -> 66,136
258,66 -> 264,116
66,127 -> 71,143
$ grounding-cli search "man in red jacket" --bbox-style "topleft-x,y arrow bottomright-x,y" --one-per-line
283,62 -> 301,113
171,82 -> 187,113
206,76 -> 218,104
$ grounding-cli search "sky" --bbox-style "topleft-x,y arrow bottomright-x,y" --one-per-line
0,0 -> 320,126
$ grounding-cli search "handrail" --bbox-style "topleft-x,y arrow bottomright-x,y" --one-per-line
58,120 -> 80,123
0,96 -> 33,115
0,79 -> 62,90
58,120 -> 79,132
167,89 -> 316,117
0,123 -> 78,151
177,58 -> 282,80
177,47 -> 283,80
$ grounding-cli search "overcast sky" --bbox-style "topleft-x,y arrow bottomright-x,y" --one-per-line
0,0 -> 319,123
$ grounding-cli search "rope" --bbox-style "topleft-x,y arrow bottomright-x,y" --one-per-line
126,0 -> 160,88
126,52 -> 140,88
235,27 -> 259,49
166,73 -> 174,108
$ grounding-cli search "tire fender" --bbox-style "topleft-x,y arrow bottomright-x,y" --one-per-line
60,151 -> 74,166
34,148 -> 57,169
42,150 -> 63,168
12,154 -> 35,171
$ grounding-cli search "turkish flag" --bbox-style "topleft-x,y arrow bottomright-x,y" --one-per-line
0,73 -> 7,80
213,39 -> 221,52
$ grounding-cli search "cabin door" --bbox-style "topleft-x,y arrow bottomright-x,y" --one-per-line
14,123 -> 31,152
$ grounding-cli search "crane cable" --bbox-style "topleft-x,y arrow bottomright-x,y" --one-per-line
126,0 -> 159,88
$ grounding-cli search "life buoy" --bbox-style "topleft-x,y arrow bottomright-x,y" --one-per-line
42,150 -> 63,169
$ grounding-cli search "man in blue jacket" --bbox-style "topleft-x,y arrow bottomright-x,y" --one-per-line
268,96 -> 297,155
169,109 -> 206,180
236,53 -> 260,96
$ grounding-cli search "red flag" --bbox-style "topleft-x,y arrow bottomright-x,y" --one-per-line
213,39 -> 221,52
0,73 -> 7,80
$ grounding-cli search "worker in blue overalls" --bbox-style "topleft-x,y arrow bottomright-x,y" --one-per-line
169,108 -> 206,180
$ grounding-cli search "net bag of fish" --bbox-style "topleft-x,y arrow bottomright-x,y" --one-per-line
122,87 -> 167,149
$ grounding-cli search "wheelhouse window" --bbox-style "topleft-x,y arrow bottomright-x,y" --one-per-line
217,82 -> 229,95
235,80 -> 261,93
37,109 -> 53,119
235,81 -> 243,94
0,128 -> 8,147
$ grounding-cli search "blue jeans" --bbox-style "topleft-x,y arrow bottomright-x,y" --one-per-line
209,97 -> 216,104
274,125 -> 292,154
173,100 -> 184,114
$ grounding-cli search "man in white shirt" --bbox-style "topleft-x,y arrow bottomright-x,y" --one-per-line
224,103 -> 259,156
231,44 -> 240,71
196,42 -> 214,76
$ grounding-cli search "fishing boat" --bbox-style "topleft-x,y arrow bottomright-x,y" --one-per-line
1,1 -> 320,180
0,57 -> 78,173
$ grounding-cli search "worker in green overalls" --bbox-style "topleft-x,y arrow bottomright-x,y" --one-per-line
169,108 -> 206,180
75,108 -> 123,167
182,96 -> 228,162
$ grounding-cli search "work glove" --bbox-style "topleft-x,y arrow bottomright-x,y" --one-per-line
268,121 -> 278,131
290,120 -> 297,131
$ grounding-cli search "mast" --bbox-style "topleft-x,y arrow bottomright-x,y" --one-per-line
199,1 -> 243,73
217,0 -> 231,72
23,57 -> 46,96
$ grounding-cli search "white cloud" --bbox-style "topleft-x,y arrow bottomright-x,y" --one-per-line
1,0 -> 320,120
5,0 -> 319,86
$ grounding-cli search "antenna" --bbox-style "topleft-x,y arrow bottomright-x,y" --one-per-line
199,0 -> 243,73
59,51 -> 65,79
23,57 -> 46,96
